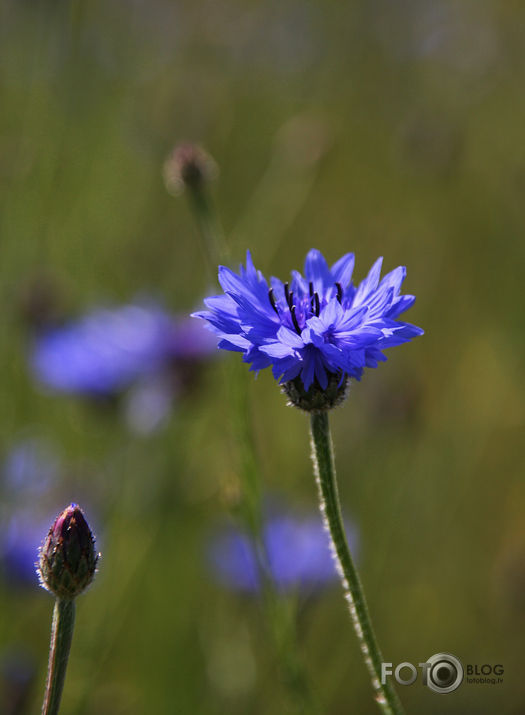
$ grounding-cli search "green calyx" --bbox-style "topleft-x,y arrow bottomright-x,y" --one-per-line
282,373 -> 349,412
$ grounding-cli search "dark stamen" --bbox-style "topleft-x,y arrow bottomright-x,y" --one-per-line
290,305 -> 301,334
335,282 -> 343,304
284,282 -> 291,308
314,292 -> 320,317
309,281 -> 316,314
268,288 -> 279,315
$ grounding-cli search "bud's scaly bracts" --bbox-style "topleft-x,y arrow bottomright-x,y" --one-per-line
38,504 -> 98,600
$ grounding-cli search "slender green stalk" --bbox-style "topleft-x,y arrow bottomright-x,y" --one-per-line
187,186 -> 228,275
310,411 -> 405,715
42,598 -> 76,715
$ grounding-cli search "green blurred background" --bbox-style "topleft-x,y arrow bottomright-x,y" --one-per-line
1,1 -> 524,713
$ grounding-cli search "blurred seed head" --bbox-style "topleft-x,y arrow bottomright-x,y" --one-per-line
37,504 -> 98,600
163,142 -> 218,196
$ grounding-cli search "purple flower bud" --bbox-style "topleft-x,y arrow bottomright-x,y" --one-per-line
37,504 -> 98,600
163,143 -> 218,195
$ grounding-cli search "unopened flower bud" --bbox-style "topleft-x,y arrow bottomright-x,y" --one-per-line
163,142 -> 218,195
37,504 -> 98,599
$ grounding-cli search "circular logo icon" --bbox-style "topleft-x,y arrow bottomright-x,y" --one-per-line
426,653 -> 463,693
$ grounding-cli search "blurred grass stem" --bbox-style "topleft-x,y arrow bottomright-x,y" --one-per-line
184,179 -> 316,712
42,598 -> 76,715
310,411 -> 405,715
264,588 -> 319,713
186,185 -> 227,276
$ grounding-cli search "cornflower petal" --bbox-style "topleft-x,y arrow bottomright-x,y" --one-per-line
330,253 -> 355,288
304,249 -> 333,292
353,257 -> 384,306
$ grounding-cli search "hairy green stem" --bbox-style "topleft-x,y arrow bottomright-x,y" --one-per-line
310,411 -> 405,715
42,598 -> 76,715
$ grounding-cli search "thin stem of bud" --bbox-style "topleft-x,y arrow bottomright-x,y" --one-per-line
309,411 -> 405,715
187,186 -> 228,274
42,598 -> 76,715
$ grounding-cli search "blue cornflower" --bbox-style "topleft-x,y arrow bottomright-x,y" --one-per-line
0,511 -> 54,586
30,302 -> 216,398
193,249 -> 423,397
208,511 -> 358,593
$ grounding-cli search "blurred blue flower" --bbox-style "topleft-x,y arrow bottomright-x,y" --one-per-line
0,439 -> 102,589
193,249 -> 422,390
30,302 -> 216,397
209,511 -> 358,593
0,510 -> 51,586
0,440 -> 57,587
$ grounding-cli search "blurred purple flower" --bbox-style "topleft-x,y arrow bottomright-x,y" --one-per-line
209,511 -> 358,593
170,316 -> 221,361
0,440 -> 102,589
29,302 -> 217,398
0,510 -> 53,586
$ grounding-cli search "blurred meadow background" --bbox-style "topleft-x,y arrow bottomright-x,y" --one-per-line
1,1 -> 524,713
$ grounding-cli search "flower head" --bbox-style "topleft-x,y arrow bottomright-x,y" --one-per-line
193,249 -> 423,407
